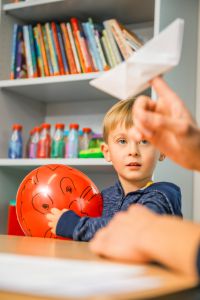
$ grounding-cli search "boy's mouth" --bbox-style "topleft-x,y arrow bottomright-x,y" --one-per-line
126,162 -> 141,167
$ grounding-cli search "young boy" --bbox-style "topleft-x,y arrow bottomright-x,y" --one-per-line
46,99 -> 182,241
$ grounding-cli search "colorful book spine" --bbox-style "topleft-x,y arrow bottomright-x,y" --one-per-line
66,22 -> 81,73
60,22 -> 77,74
82,22 -> 98,71
109,19 -> 133,60
15,26 -> 27,79
103,29 -> 115,68
28,25 -> 38,77
42,25 -> 54,76
101,34 -> 112,68
77,30 -> 94,72
122,29 -> 143,51
37,23 -> 50,76
56,24 -> 69,75
94,29 -> 110,71
33,26 -> 45,77
10,24 -> 19,79
70,18 -> 93,73
87,21 -> 104,71
45,22 -> 60,76
23,25 -> 34,78
51,22 -> 65,75
103,20 -> 122,65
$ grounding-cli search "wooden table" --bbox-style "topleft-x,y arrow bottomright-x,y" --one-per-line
0,235 -> 198,300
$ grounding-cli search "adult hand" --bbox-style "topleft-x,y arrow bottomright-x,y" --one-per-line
90,204 -> 200,276
90,205 -> 158,263
132,77 -> 200,171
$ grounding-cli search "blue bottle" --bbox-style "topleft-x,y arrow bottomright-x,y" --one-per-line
68,123 -> 79,158
8,124 -> 23,158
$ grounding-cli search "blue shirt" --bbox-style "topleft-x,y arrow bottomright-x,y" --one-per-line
56,181 -> 182,241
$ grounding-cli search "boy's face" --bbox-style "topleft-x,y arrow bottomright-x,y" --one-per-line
102,124 -> 164,190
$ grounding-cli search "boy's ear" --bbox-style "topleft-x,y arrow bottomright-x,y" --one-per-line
101,143 -> 111,162
159,153 -> 165,161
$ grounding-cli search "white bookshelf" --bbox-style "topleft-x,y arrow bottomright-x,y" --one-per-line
0,158 -> 112,172
0,72 -> 109,103
3,0 -> 154,23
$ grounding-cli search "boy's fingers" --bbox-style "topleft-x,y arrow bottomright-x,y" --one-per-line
46,213 -> 52,220
48,221 -> 53,228
51,208 -> 59,214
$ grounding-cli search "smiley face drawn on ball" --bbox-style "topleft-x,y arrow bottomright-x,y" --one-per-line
32,192 -> 54,214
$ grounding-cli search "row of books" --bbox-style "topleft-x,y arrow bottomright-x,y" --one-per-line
13,0 -> 46,2
10,18 -> 143,79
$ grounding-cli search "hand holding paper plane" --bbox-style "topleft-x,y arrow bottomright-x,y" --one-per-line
90,19 -> 184,99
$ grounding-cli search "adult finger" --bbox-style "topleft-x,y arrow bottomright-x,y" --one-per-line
150,77 -> 179,101
129,127 -> 144,142
90,229 -> 109,253
135,109 -> 187,135
134,95 -> 156,114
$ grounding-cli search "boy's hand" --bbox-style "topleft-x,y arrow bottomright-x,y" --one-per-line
46,208 -> 68,234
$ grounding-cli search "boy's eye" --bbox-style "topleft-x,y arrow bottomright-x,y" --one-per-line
118,139 -> 126,144
139,140 -> 148,145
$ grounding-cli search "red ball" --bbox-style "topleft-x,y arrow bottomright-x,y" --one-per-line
16,164 -> 103,238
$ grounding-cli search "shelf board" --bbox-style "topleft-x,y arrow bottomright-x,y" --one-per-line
0,158 -> 113,172
3,0 -> 154,24
0,73 -> 113,103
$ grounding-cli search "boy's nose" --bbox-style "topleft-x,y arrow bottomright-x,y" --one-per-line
129,142 -> 140,156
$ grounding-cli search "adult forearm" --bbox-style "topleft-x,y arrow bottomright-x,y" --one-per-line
140,216 -> 200,276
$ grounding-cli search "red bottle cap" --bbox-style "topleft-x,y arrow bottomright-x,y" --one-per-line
69,123 -> 79,130
83,127 -> 91,133
41,123 -> 51,129
55,123 -> 65,130
29,129 -> 35,135
12,124 -> 23,131
34,127 -> 41,132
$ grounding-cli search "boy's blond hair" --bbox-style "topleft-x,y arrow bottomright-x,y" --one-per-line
103,98 -> 136,143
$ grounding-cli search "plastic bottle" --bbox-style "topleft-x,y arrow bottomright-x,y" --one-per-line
8,124 -> 23,159
51,123 -> 65,158
26,129 -> 34,158
37,123 -> 51,158
80,127 -> 92,151
89,133 -> 103,148
68,123 -> 79,158
78,129 -> 83,152
64,130 -> 69,158
28,127 -> 40,159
